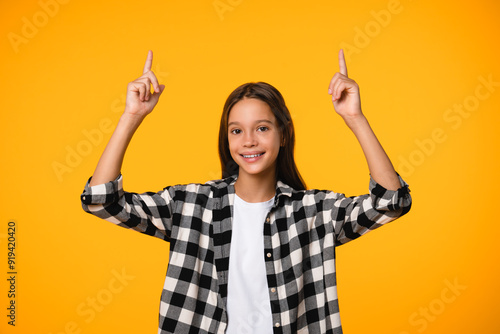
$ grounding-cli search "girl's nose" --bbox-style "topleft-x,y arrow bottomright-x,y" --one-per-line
243,132 -> 257,147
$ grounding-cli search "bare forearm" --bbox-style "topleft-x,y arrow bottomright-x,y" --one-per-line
88,115 -> 143,187
87,51 -> 165,187
344,114 -> 401,191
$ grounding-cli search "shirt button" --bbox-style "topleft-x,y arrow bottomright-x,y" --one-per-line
271,288 -> 276,293
266,253 -> 272,258
275,322 -> 280,327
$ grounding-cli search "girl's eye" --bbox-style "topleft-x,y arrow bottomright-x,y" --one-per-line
230,129 -> 241,135
257,126 -> 269,132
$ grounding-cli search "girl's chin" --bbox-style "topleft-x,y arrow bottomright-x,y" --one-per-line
237,165 -> 276,178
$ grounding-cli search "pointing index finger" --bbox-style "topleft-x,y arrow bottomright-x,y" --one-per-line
338,49 -> 348,77
143,50 -> 153,74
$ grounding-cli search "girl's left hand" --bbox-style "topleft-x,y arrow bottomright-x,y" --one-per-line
328,49 -> 363,120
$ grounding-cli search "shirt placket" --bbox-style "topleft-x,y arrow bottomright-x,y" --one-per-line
212,194 -> 232,333
263,205 -> 284,333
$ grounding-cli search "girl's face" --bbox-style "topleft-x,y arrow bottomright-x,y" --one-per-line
227,97 -> 281,180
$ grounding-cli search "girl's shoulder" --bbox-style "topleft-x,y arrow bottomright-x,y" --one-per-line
276,180 -> 346,203
204,175 -> 238,188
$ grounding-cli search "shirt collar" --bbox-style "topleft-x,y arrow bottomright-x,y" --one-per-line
208,174 -> 294,207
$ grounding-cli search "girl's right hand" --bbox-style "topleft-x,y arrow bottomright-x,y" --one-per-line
123,50 -> 165,119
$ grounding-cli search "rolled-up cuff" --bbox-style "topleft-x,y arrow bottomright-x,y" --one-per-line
80,174 -> 124,205
368,172 -> 411,212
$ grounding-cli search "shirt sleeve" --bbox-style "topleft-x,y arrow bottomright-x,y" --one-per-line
80,174 -> 174,241
332,173 -> 412,245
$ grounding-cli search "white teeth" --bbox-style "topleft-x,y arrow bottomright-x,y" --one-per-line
242,153 -> 263,158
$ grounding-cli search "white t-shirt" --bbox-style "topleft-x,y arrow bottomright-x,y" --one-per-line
226,193 -> 275,334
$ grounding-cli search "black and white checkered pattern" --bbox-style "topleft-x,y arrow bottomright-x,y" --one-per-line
80,173 -> 411,333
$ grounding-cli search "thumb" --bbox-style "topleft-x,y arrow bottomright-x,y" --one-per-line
154,84 -> 166,99
148,84 -> 165,105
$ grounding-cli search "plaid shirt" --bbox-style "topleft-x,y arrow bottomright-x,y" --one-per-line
80,173 -> 411,334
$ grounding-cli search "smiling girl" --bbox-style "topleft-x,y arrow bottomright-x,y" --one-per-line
81,50 -> 411,334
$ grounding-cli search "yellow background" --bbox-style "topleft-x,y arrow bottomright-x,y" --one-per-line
1,0 -> 499,333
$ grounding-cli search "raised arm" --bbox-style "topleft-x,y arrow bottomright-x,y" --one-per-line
328,49 -> 401,191
89,50 -> 165,186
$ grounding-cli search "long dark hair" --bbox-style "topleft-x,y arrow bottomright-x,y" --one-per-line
218,81 -> 307,190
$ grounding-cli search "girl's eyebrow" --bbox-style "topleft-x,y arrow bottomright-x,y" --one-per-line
228,119 -> 274,126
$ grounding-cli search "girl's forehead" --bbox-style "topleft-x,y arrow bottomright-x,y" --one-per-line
228,98 -> 276,123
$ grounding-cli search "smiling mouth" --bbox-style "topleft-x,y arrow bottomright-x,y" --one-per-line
241,153 -> 264,158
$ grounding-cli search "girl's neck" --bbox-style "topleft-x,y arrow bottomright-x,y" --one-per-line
234,170 -> 276,203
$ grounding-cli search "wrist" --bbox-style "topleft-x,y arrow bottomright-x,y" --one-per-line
118,112 -> 144,132
342,113 -> 368,132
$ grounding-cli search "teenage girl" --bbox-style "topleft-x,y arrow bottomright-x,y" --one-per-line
81,49 -> 412,334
